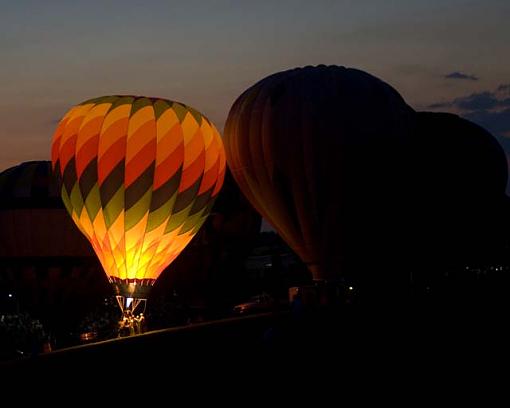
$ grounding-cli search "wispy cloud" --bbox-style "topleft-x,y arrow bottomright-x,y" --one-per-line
427,83 -> 510,140
427,85 -> 510,112
427,101 -> 451,109
453,91 -> 502,110
429,83 -> 510,193
444,71 -> 479,81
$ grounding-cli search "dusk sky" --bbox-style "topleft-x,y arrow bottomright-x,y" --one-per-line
1,0 -> 509,173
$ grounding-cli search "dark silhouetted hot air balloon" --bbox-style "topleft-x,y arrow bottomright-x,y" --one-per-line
150,168 -> 262,320
0,161 -> 109,331
406,112 -> 509,284
224,65 -> 415,284
51,96 -> 225,323
412,112 -> 507,200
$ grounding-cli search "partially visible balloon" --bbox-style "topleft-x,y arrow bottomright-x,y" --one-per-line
51,96 -> 225,320
151,168 -> 262,312
0,161 -> 108,329
224,65 -> 415,281
412,112 -> 508,199
408,112 -> 508,271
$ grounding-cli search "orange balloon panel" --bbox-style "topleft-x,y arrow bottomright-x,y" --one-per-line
51,96 -> 225,288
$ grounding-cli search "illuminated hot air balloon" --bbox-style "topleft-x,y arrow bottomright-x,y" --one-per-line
224,65 -> 415,284
51,95 -> 225,325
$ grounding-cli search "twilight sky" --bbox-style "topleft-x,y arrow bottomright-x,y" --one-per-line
1,0 -> 509,174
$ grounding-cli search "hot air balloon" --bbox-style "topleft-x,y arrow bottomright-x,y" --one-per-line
51,96 -> 225,327
152,168 -> 262,313
0,161 -> 108,331
223,65 -> 415,287
406,112 -> 509,285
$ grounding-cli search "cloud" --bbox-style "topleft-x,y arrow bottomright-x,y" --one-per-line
428,84 -> 510,193
427,84 -> 510,113
444,71 -> 479,81
425,91 -> 502,111
453,91 -> 500,110
464,108 -> 510,138
426,83 -> 510,142
427,101 -> 452,109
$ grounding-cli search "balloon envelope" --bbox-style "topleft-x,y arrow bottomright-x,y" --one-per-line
224,65 -> 415,281
51,96 -> 225,298
412,112 -> 508,199
0,161 -> 109,329
407,112 -> 508,269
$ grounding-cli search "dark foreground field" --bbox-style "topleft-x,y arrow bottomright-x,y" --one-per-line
2,303 -> 507,392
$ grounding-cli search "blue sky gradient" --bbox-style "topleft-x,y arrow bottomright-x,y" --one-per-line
1,0 -> 509,170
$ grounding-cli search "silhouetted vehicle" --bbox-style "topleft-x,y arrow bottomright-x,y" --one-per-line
233,293 -> 276,315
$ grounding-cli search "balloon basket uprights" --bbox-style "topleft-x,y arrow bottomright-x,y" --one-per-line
289,280 -> 348,309
116,295 -> 147,336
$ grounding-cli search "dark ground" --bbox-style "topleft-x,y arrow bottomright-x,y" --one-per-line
2,300 -> 507,396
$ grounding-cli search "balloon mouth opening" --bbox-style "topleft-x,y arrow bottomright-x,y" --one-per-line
110,277 -> 155,298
